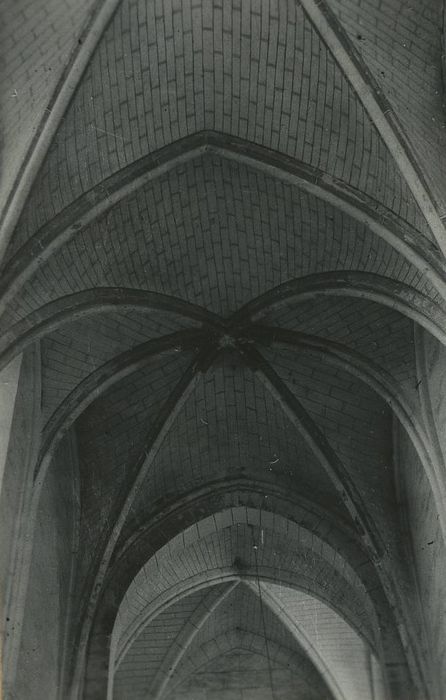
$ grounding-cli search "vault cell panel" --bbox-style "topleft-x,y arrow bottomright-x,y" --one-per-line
75,349 -> 197,584
3,154 -> 438,330
119,358 -> 350,545
40,308 -> 199,423
9,0 -> 429,259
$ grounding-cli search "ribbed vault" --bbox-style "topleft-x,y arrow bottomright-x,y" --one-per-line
111,513 -> 385,700
2,2 -> 446,700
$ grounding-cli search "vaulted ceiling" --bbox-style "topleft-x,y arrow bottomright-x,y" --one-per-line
2,1 -> 446,699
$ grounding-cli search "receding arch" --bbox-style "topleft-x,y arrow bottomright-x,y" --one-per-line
20,318 -> 442,700
74,487 -> 411,699
109,510 -> 380,700
114,519 -> 376,662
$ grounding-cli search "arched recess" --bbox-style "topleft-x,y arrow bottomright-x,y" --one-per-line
74,493 -> 417,700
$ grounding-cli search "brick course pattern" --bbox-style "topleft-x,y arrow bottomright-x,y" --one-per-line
120,358 -> 350,543
261,295 -> 418,388
262,347 -> 420,623
2,154 -> 440,332
3,3 -> 444,698
40,309 -> 197,422
0,0 -> 94,217
329,0 -> 446,216
8,0 -> 430,259
265,351 -> 394,530
114,587 -> 210,699
163,583 -> 332,700
115,518 -> 375,657
264,583 -> 380,700
167,646 -> 326,700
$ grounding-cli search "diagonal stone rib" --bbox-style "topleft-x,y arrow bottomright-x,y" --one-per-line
149,581 -> 240,700
246,324 -> 446,546
73,342 -> 220,694
299,0 -> 446,257
235,342 -> 384,560
243,580 -> 347,700
34,328 -> 210,486
0,0 -> 124,261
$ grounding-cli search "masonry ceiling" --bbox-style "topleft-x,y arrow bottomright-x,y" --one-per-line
2,0 -> 446,698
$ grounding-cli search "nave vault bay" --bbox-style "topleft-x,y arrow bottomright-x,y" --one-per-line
1,0 -> 446,698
